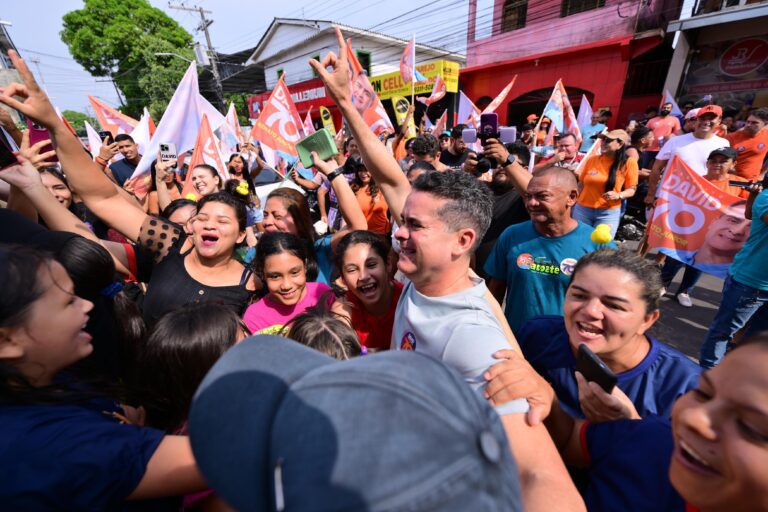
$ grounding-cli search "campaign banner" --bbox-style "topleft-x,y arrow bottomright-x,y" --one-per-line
346,40 -> 393,136
249,75 -> 303,158
369,59 -> 460,101
648,157 -> 751,279
391,95 -> 417,137
181,114 -> 229,199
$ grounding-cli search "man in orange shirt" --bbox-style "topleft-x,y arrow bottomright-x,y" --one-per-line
726,108 -> 768,180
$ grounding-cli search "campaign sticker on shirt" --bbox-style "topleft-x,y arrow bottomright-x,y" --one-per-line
560,258 -> 578,276
516,253 -> 534,269
400,332 -> 416,351
587,170 -> 598,176
737,146 -> 746,152
759,143 -> 766,150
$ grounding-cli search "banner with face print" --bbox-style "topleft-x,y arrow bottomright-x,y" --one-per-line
345,41 -> 394,136
648,157 -> 751,279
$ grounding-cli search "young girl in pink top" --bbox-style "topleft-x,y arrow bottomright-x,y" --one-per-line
243,232 -> 334,334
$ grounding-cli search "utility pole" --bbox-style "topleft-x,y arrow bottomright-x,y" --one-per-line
168,3 -> 226,112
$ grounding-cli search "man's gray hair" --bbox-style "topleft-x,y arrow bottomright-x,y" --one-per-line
411,170 -> 493,252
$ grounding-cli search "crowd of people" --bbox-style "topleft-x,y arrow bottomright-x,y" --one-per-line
0,25 -> 767,511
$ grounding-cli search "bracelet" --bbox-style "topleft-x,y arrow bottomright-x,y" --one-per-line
327,167 -> 344,183
95,156 -> 107,167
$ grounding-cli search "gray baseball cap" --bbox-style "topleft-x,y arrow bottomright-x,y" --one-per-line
189,335 -> 522,511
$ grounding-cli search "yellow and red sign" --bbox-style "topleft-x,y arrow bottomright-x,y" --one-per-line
369,60 -> 460,101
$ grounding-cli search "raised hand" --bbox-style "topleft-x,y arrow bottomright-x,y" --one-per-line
0,153 -> 44,191
310,150 -> 339,176
308,27 -> 352,108
0,50 -> 60,129
17,128 -> 56,171
99,137 -> 118,162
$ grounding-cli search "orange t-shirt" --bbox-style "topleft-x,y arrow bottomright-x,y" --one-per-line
577,154 -> 639,210
706,174 -> 750,199
725,129 -> 768,180
355,188 -> 390,234
647,116 -> 681,151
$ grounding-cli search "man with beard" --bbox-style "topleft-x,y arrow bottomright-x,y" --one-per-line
646,102 -> 681,157
471,141 -> 531,277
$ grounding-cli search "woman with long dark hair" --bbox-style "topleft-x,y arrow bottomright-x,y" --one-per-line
0,244 -> 206,509
572,130 -> 639,237
348,155 -> 390,235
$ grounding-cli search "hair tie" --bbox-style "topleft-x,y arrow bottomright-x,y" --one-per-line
235,181 -> 250,196
100,281 -> 124,298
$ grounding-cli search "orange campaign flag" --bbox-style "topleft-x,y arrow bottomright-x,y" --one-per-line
345,38 -> 394,136
482,75 -> 517,114
647,156 -> 751,279
88,96 -> 139,137
181,114 -> 229,199
248,75 -> 303,161
416,74 -> 446,106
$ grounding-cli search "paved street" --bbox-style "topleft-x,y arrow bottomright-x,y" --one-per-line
622,242 -> 722,362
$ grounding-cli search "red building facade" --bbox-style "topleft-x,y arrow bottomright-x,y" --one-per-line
461,0 -> 682,128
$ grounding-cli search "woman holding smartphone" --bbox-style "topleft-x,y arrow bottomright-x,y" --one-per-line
515,248 -> 700,421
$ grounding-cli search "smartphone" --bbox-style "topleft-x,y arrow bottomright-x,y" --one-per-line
479,113 -> 499,139
576,344 -> 617,393
159,142 -> 178,168
27,119 -> 58,163
98,130 -> 114,145
0,127 -> 18,171
295,128 -> 338,168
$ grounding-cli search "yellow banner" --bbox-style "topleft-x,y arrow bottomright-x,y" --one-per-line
370,60 -> 460,101
319,106 -> 336,135
391,96 -> 417,137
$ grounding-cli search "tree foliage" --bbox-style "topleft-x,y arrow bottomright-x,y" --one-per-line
61,110 -> 98,137
61,0 -> 193,117
224,92 -> 252,126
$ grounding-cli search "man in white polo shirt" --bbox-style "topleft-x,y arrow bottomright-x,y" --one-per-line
645,105 -> 729,206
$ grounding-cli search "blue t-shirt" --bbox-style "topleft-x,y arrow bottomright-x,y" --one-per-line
518,316 -> 701,418
109,159 -> 139,187
314,234 -> 333,285
731,190 -> 768,290
584,416 -> 685,511
0,399 -> 164,510
484,221 -> 613,333
579,122 -> 606,152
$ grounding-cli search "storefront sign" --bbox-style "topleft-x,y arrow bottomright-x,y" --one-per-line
368,60 -> 460,101
719,38 -> 768,77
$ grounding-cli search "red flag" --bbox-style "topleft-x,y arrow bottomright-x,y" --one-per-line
416,74 -> 446,106
303,108 -> 315,136
181,114 -> 229,199
88,96 -> 138,137
248,75 -> 303,157
482,75 -> 517,114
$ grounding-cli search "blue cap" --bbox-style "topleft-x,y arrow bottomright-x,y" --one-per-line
189,335 -> 522,511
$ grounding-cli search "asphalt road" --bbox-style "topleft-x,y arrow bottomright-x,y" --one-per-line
625,242 -> 723,362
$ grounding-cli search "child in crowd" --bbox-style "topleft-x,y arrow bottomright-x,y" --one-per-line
243,232 -> 335,334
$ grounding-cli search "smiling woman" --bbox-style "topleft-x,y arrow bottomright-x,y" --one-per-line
516,248 -> 701,421
243,232 -> 334,334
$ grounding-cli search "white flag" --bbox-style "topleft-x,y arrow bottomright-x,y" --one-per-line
131,61 -> 227,184
576,94 -> 594,130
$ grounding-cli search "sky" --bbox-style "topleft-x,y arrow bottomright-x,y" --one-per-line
2,0 -> 469,115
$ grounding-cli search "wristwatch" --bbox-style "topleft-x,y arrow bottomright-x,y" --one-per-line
504,154 -> 516,167
326,167 -> 345,182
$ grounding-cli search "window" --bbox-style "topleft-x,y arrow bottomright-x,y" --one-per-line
311,55 -> 321,77
501,0 -> 527,32
356,50 -> 371,77
561,0 -> 605,17
276,68 -> 284,81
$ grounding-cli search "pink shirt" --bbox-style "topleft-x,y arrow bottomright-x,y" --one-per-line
646,116 -> 681,151
243,282 -> 334,334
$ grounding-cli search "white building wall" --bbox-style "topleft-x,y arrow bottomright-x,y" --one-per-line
260,24 -> 459,89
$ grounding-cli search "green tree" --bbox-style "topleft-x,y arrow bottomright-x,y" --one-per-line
223,92 -> 252,125
60,110 -> 98,137
60,0 -> 194,117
